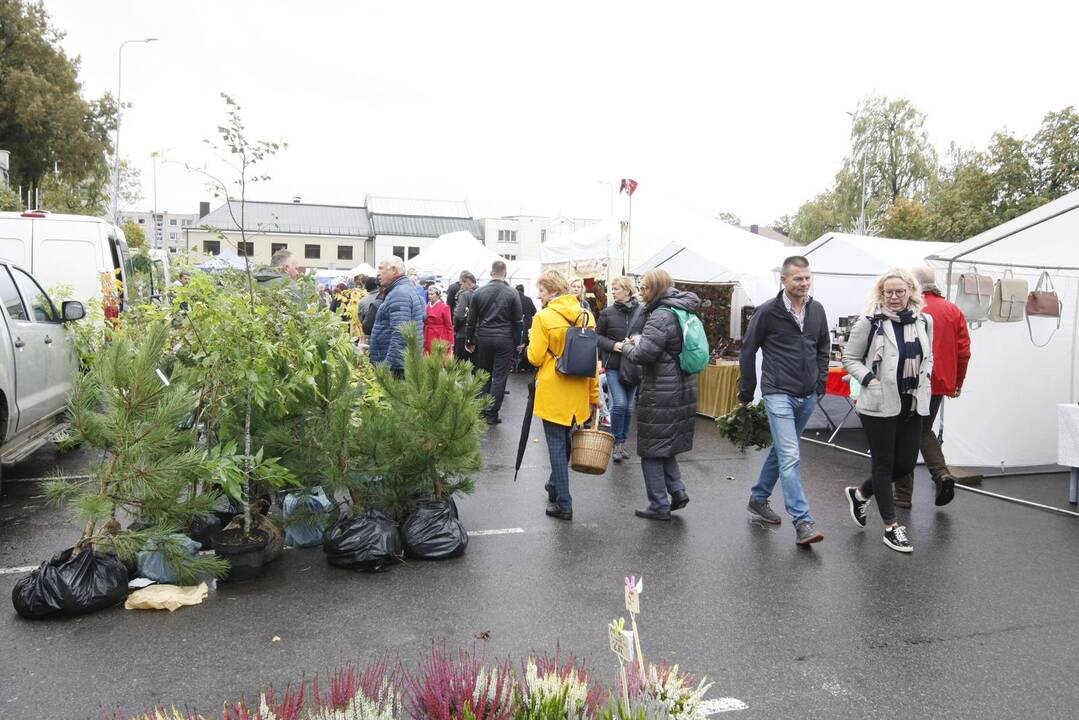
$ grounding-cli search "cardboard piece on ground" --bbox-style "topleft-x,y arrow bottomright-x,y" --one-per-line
125,582 -> 209,611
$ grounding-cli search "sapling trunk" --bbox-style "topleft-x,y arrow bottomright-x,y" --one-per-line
243,384 -> 253,536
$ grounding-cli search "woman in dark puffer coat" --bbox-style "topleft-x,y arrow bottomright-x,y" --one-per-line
622,269 -> 700,521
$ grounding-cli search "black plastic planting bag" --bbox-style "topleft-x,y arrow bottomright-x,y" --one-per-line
12,548 -> 129,619
401,499 -> 468,560
322,510 -> 402,572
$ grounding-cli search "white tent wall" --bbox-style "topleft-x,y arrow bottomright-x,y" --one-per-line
926,190 -> 1079,469
936,271 -> 1079,468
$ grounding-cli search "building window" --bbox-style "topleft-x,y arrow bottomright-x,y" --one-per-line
169,232 -> 177,240
392,245 -> 406,259
501,254 -> 517,261
540,229 -> 547,243
182,219 -> 191,226
204,240 -> 221,255
169,218 -> 177,226
138,218 -> 145,224
305,244 -> 320,259
271,242 -> 288,255
498,229 -> 518,243
237,241 -> 254,256
408,247 -> 421,260
337,245 -> 354,261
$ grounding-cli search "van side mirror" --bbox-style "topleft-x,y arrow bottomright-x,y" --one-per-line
61,301 -> 86,322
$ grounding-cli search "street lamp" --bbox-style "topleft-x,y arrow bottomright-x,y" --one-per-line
596,180 -> 614,217
112,37 -> 157,224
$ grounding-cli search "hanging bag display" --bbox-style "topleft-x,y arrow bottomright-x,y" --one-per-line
988,268 -> 1028,323
1025,271 -> 1063,347
955,265 -> 993,326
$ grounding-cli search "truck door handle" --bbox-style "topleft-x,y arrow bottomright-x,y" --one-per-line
44,336 -> 53,345
14,337 -> 25,348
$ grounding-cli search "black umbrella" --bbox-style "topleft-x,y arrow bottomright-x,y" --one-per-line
513,377 -> 537,482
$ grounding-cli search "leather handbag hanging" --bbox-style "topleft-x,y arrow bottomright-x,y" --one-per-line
556,311 -> 599,376
988,269 -> 1028,323
1025,271 -> 1063,347
956,265 -> 993,326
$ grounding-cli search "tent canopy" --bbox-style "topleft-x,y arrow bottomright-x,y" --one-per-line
927,190 -> 1079,276
348,261 -> 377,277
539,218 -> 622,265
198,252 -> 248,271
408,230 -> 519,281
804,233 -> 951,277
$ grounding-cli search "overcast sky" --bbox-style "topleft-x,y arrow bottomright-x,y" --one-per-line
42,0 -> 1079,255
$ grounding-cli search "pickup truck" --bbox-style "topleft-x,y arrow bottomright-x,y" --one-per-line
0,259 -> 85,490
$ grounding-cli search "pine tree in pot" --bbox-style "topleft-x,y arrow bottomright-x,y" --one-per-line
354,325 -> 487,560
17,324 -> 229,618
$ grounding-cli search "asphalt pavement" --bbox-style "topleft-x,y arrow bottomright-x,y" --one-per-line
1,372 -> 1078,719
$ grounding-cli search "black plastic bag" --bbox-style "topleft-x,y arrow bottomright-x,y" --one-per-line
188,514 -> 222,551
12,548 -> 129,620
401,499 -> 468,560
322,510 -> 402,572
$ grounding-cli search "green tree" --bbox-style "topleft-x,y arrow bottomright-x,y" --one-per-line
788,191 -> 843,244
0,1 -> 117,193
122,219 -> 146,248
0,184 -> 21,211
848,95 -> 937,205
716,211 -> 741,226
1029,105 -> 1079,199
39,157 -> 140,216
880,197 -> 929,239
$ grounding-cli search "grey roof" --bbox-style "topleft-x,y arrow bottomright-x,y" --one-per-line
198,201 -> 371,237
370,214 -> 483,239
365,195 -> 472,218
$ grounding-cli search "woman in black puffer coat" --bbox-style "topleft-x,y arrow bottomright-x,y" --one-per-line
622,269 -> 700,521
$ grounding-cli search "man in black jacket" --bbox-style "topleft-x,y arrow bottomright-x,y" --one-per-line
452,272 -> 477,361
738,255 -> 829,545
514,284 -> 538,371
466,261 -> 523,425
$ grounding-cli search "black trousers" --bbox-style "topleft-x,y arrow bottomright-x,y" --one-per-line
453,336 -> 471,362
858,394 -> 921,525
474,335 -> 515,418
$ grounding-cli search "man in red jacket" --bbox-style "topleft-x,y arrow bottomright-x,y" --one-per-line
893,266 -> 972,508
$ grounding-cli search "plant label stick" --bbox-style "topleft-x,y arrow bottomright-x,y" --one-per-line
625,576 -> 645,674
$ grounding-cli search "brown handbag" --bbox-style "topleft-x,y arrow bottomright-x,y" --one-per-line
1026,271 -> 1062,347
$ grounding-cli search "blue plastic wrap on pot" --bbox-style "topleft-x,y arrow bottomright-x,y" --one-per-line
283,486 -> 332,547
136,534 -> 201,583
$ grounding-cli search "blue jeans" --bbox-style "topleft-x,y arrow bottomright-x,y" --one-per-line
750,393 -> 818,524
542,420 -> 572,512
605,368 -> 637,445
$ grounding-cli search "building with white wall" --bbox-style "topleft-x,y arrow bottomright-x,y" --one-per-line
118,210 -> 200,252
366,195 -> 482,265
479,215 -> 601,263
183,200 -> 371,271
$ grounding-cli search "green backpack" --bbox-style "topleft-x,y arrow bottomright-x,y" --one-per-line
664,307 -> 710,374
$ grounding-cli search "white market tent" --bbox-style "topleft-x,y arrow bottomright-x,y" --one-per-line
408,231 -> 520,282
925,190 -> 1079,469
348,261 -> 377,277
631,217 -> 786,337
802,233 -> 951,322
540,218 -> 623,278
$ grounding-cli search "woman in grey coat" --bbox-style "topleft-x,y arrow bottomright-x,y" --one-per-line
842,268 -> 934,553
622,269 -> 700,521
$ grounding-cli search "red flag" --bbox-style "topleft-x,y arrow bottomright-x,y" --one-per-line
619,178 -> 638,196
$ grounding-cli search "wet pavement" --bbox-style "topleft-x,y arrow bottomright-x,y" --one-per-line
1,372 -> 1078,719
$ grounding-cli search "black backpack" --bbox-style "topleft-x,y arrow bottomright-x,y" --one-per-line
556,311 -> 599,377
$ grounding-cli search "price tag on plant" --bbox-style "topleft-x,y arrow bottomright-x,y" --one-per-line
624,575 -> 642,614
608,624 -> 635,662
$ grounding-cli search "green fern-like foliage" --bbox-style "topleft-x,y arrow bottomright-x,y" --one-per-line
46,322 -> 229,579
354,324 -> 487,517
715,402 -> 774,452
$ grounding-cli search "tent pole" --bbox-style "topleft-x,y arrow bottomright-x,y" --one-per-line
627,193 -> 633,276
1072,277 -> 1079,401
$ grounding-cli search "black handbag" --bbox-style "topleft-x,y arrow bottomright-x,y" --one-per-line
556,311 -> 599,377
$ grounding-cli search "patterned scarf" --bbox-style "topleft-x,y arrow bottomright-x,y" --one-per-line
870,306 -> 922,394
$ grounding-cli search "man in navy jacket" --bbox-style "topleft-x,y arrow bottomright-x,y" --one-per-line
369,256 -> 426,375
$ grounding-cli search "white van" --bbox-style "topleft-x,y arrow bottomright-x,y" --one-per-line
0,211 -> 167,316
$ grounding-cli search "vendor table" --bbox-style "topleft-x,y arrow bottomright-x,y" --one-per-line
697,361 -> 740,419
810,366 -> 858,444
1056,404 -> 1079,505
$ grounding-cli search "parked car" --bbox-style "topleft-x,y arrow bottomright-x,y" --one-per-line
0,259 -> 85,490
0,210 -> 165,319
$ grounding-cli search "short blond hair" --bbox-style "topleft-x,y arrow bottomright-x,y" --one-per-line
867,267 -> 924,314
640,268 -> 673,298
537,270 -> 571,296
611,275 -> 638,296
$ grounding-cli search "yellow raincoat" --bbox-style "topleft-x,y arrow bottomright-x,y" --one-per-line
527,293 -> 600,426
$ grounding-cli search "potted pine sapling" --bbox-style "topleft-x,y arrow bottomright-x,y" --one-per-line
14,324 -> 228,619
354,325 -> 487,560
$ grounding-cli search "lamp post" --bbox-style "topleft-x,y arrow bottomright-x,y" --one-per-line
596,180 -> 614,217
113,37 -> 157,224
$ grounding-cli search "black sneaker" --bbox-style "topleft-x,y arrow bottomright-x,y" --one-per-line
845,487 -> 868,528
934,476 -> 956,506
883,525 -> 913,553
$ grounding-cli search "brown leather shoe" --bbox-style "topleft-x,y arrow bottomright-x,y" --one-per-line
934,476 -> 956,506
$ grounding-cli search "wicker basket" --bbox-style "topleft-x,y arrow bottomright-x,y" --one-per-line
570,410 -> 616,475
